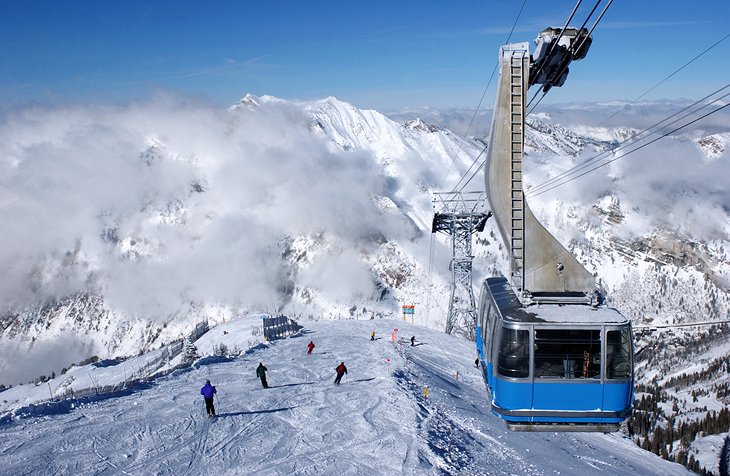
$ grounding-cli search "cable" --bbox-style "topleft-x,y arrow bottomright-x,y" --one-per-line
454,1 -> 611,192
525,30 -> 730,196
439,0 -> 527,190
528,91 -> 730,197
526,91 -> 548,116
576,0 -> 613,54
526,100 -> 730,198
457,0 -> 605,192
526,89 -> 544,111
594,31 -> 730,129
529,0 -> 584,86
454,146 -> 489,194
575,0 -> 602,34
453,144 -> 488,191
459,1 -> 607,192
441,84 -> 495,191
526,82 -> 730,196
528,0 -> 613,116
425,232 -> 435,321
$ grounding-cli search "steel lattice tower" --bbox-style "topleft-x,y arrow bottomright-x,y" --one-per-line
431,192 -> 490,338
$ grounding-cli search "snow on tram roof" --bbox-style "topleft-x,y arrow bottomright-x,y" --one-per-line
522,303 -> 628,325
485,276 -> 629,325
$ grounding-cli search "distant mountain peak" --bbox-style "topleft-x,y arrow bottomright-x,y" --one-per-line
696,133 -> 727,162
236,93 -> 259,107
404,118 -> 440,133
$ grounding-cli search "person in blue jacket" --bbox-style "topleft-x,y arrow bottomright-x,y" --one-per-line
200,379 -> 217,417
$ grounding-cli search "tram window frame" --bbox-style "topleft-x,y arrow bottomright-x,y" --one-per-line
533,328 -> 601,379
489,304 -> 499,358
489,308 -> 499,361
496,326 -> 529,378
480,299 -> 491,347
483,303 -> 493,353
606,329 -> 632,380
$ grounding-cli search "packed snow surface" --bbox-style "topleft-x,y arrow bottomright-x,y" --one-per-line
0,317 -> 689,475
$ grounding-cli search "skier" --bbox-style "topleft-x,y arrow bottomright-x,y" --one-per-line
256,362 -> 269,388
334,361 -> 347,385
307,341 -> 315,354
200,379 -> 217,417
370,331 -> 375,341
411,336 -> 416,347
474,358 -> 480,368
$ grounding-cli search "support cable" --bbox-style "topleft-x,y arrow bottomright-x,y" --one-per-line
575,0 -> 613,54
574,0 -> 603,34
528,0 -> 584,86
440,0 -> 527,190
526,100 -> 730,198
455,151 -> 488,195
425,231 -> 435,322
454,0 -> 608,192
452,143 -> 488,193
527,0 -> 613,116
594,31 -> 730,129
526,82 -> 730,196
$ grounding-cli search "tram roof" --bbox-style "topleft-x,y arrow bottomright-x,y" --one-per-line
485,277 -> 629,325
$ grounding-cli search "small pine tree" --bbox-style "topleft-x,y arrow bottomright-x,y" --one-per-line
182,339 -> 199,364
214,343 -> 228,357
688,454 -> 696,472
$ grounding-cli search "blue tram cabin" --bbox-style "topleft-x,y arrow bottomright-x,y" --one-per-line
476,277 -> 634,432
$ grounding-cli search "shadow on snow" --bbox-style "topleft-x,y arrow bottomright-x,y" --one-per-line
217,406 -> 296,417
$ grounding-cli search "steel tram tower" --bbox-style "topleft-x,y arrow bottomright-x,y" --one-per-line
431,191 -> 490,338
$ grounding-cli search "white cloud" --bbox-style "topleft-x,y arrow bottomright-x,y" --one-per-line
0,95 -> 401,320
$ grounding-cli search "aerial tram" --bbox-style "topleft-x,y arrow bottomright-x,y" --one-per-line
475,27 -> 634,432
476,277 -> 633,431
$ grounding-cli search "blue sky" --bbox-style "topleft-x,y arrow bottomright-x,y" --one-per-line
1,1 -> 728,111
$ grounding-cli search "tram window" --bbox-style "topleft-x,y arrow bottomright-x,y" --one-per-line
496,327 -> 529,378
484,304 -> 495,350
606,329 -> 632,380
534,329 -> 601,379
481,302 -> 491,346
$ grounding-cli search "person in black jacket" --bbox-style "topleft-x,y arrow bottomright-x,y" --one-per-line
256,362 -> 269,388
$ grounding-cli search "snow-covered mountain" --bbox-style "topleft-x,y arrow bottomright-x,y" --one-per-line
0,94 -> 482,387
1,94 -> 728,376
1,94 -> 728,472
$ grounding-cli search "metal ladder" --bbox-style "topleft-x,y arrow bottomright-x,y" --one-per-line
509,49 -> 527,291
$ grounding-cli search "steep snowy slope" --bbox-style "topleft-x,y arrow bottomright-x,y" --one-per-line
0,317 -> 690,475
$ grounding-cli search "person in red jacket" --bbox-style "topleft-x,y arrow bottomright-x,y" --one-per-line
307,341 -> 315,354
334,362 -> 347,384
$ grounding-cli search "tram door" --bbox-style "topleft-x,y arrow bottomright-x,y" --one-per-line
531,328 -> 603,412
602,328 -> 634,413
477,283 -> 496,391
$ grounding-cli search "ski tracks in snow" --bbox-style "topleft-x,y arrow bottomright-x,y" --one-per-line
1,319 -> 692,475
393,341 -> 540,475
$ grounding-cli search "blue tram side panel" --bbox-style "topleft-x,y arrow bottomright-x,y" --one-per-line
477,276 -> 634,432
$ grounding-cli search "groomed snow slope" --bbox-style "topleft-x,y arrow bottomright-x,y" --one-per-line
0,318 -> 689,475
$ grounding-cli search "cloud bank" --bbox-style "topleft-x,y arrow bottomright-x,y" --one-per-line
0,95 -> 411,323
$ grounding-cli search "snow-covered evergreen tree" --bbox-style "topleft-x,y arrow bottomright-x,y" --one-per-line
214,343 -> 228,357
182,339 -> 198,364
